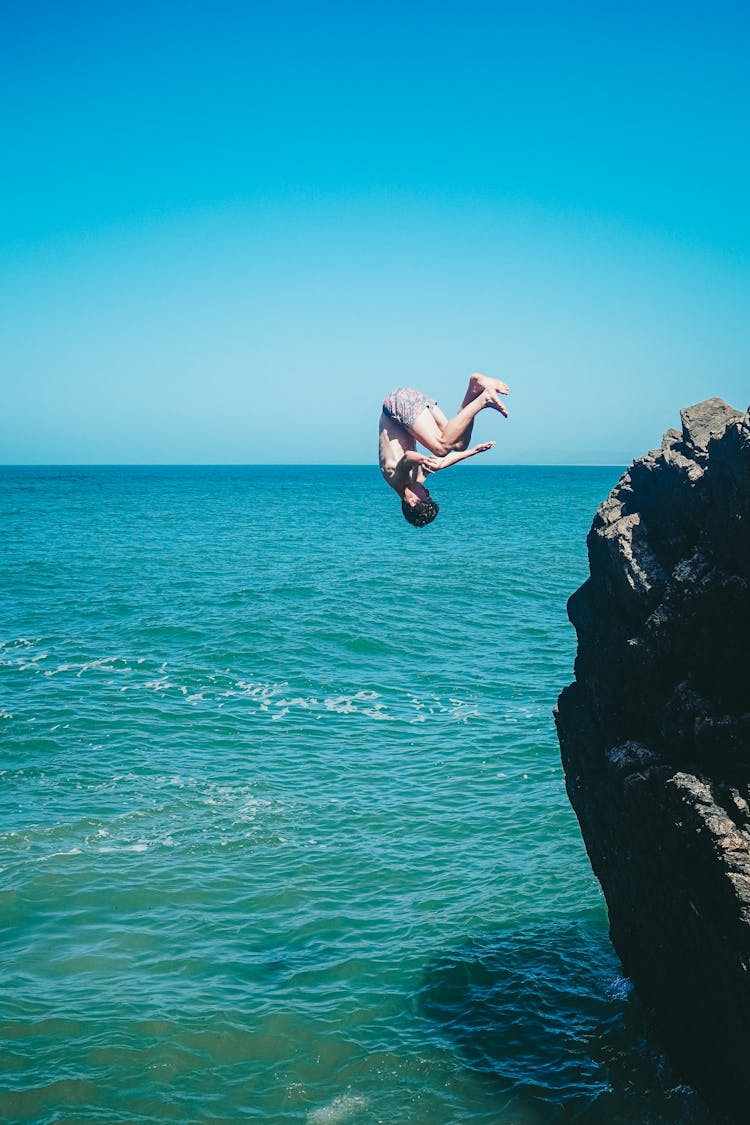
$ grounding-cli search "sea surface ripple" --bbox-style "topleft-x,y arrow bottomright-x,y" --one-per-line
0,466 -> 718,1123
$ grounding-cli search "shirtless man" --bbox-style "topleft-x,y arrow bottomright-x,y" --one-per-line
378,374 -> 509,526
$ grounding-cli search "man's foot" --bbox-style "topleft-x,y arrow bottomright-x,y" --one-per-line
470,372 -> 510,396
478,387 -> 509,418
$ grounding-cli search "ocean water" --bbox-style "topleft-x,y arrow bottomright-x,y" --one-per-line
0,465 -> 717,1125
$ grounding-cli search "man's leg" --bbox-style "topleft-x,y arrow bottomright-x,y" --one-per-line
410,375 -> 507,456
443,374 -> 509,446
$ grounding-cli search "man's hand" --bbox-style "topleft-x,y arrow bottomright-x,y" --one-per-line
420,442 -> 495,475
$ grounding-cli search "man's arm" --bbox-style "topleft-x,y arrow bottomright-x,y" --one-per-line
390,449 -> 433,488
421,441 -> 495,474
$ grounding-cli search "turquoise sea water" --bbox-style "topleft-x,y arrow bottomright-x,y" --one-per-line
1,466 -> 717,1125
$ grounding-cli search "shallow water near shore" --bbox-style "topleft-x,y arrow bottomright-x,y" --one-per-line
0,465 -> 718,1124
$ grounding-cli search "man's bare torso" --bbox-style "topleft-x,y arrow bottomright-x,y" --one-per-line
378,411 -> 425,495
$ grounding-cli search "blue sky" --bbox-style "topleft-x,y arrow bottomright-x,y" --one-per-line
2,0 -> 748,464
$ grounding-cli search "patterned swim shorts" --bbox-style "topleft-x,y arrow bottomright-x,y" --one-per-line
382,387 -> 436,431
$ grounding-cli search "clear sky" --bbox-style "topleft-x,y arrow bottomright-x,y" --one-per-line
2,0 -> 748,464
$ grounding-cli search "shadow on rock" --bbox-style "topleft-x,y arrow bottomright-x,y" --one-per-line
417,918 -> 723,1124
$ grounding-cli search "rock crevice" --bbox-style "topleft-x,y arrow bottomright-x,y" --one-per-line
555,397 -> 750,1118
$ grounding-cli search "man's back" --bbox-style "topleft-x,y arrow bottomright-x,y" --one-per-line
378,410 -> 416,493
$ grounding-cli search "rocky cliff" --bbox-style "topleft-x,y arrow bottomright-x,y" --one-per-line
555,397 -> 750,1118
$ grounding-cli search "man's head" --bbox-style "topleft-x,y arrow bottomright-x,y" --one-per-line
401,495 -> 439,527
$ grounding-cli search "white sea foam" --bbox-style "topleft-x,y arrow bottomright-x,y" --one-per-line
38,848 -> 82,861
607,974 -> 633,1000
307,1094 -> 367,1124
235,679 -> 289,699
362,707 -> 387,721
324,696 -> 356,714
0,638 -> 37,664
76,657 -> 120,677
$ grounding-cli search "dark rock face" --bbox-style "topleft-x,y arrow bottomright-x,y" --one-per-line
555,398 -> 750,1119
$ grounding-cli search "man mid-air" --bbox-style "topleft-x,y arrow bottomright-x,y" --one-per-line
378,374 -> 509,526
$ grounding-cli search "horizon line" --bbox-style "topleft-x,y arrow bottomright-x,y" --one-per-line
0,461 -> 628,470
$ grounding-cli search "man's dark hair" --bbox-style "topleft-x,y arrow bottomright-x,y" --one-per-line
401,497 -> 439,527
